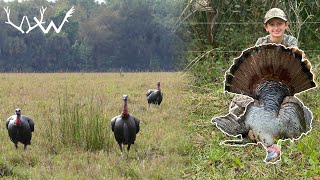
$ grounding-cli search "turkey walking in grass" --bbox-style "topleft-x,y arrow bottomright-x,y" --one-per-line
111,95 -> 140,157
6,108 -> 35,150
146,81 -> 163,106
213,44 -> 316,163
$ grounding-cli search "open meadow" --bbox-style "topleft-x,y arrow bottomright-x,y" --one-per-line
0,72 -> 192,179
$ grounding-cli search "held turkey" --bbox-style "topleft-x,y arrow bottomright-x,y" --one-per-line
213,44 -> 316,163
146,82 -> 163,106
6,108 -> 35,150
111,95 -> 140,157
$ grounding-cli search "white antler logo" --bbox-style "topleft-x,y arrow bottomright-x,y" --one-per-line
4,6 -> 74,34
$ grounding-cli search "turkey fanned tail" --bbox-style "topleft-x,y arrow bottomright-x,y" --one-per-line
224,44 -> 316,97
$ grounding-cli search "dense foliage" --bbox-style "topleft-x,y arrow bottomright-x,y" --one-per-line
181,0 -> 320,86
0,0 -> 185,72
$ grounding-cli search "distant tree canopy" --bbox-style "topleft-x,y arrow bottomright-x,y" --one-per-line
0,0 -> 185,72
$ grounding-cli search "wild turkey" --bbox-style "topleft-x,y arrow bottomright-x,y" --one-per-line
6,108 -> 35,150
111,95 -> 140,156
146,81 -> 163,106
213,44 -> 316,163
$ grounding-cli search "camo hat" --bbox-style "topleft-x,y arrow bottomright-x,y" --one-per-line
264,8 -> 287,24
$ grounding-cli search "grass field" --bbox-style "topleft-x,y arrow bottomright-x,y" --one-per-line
0,71 -> 319,179
0,72 -> 192,179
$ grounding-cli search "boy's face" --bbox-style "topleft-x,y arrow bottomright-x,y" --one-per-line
264,18 -> 288,38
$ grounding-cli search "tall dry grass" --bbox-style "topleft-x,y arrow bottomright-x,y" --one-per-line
0,72 -> 192,179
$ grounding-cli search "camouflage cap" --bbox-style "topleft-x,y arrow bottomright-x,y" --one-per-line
264,8 -> 287,24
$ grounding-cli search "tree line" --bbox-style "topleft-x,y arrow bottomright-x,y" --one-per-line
0,0 -> 185,72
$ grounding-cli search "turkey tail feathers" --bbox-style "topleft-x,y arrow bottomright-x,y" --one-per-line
224,44 -> 316,98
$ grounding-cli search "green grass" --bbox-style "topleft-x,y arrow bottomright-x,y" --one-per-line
58,94 -> 110,151
0,72 -> 192,179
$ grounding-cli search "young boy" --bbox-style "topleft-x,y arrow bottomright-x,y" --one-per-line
255,8 -> 298,47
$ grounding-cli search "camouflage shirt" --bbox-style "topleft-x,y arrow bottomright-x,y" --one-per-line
255,34 -> 298,47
